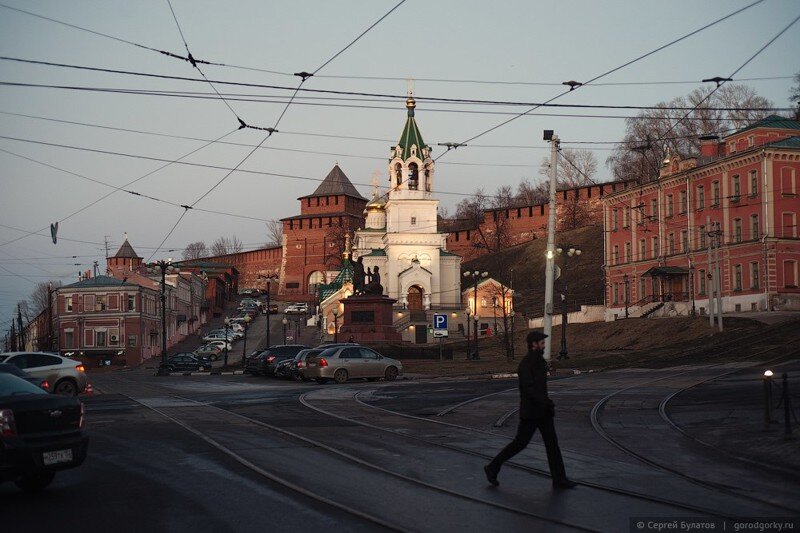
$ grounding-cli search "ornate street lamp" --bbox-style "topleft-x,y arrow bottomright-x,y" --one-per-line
509,309 -> 516,360
223,317 -> 231,367
463,270 -> 488,360
282,316 -> 288,344
147,259 -> 175,374
623,273 -> 630,319
556,247 -> 581,360
258,275 -> 273,348
331,310 -> 339,343
241,314 -> 252,367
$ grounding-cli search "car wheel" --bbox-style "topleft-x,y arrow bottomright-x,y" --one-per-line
366,377 -> 378,382
15,471 -> 55,492
333,369 -> 348,384
163,365 -> 175,373
384,366 -> 398,382
315,378 -> 329,384
54,379 -> 78,396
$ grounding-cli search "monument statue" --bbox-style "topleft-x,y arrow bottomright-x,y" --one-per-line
353,257 -> 366,295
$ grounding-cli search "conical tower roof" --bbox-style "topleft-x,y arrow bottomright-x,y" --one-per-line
395,96 -> 428,161
114,238 -> 141,259
300,164 -> 366,200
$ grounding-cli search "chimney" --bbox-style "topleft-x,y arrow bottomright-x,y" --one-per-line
699,134 -> 719,157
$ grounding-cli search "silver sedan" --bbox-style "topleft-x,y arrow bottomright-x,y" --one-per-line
304,345 -> 402,384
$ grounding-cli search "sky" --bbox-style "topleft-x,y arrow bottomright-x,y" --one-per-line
1,0 -> 798,327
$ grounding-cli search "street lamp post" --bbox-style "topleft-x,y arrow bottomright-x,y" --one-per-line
332,310 -> 339,343
623,273 -> 630,319
223,317 -> 231,367
509,309 -> 516,360
556,247 -> 581,360
464,306 -> 471,359
689,265 -> 696,317
241,314 -> 252,367
463,270 -> 488,360
147,259 -> 175,374
282,317 -> 288,344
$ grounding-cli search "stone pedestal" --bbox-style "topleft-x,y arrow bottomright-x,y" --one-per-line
339,295 -> 401,342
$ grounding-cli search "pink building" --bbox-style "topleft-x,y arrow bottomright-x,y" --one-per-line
602,116 -> 800,320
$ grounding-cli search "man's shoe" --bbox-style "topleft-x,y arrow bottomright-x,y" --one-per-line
483,464 -> 499,487
553,479 -> 578,489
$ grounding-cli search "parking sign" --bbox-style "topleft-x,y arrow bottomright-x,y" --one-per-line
433,313 -> 448,331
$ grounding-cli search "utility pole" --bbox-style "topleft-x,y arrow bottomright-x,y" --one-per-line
714,226 -> 723,332
17,304 -> 25,350
542,130 -> 559,361
706,216 -> 715,328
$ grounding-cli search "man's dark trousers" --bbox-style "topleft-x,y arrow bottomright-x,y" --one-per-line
489,416 -> 567,482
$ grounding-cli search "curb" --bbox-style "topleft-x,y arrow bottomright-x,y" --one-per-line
155,370 -> 246,377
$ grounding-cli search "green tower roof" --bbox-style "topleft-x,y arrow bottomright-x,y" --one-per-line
394,97 -> 428,161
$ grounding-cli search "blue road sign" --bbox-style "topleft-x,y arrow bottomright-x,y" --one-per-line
433,314 -> 448,330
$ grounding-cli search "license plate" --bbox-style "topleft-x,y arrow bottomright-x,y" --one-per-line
42,448 -> 73,466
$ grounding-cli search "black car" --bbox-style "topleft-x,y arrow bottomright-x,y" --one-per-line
246,345 -> 307,376
160,354 -> 212,373
0,363 -> 50,391
0,373 -> 88,492
274,358 -> 294,379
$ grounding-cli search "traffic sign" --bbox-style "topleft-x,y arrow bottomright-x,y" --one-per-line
433,329 -> 449,338
433,314 -> 448,330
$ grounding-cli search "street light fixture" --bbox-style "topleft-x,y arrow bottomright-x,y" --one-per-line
555,247 -> 581,360
463,270 -> 488,360
509,309 -> 516,360
241,314 -> 252,368
332,309 -> 339,343
282,317 -> 288,344
258,275 -> 273,349
623,273 -> 630,319
464,306 -> 471,359
147,259 -> 175,375
223,317 -> 231,367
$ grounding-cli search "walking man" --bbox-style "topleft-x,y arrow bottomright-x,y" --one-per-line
484,331 -> 576,489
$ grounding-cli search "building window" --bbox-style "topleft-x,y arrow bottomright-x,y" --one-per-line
681,230 -> 689,252
624,242 -> 632,263
96,295 -> 107,311
668,233 -> 675,255
712,181 -> 720,206
732,175 -> 741,201
781,167 -> 796,195
612,283 -> 619,305
650,199 -> 657,219
747,135 -> 755,147
749,170 -> 758,197
128,335 -> 137,347
639,239 -> 646,261
697,185 -> 705,210
751,262 -> 760,289
733,264 -> 743,291
640,277 -> 647,299
96,330 -> 107,347
411,217 -> 417,226
666,194 -> 674,217
612,209 -> 619,231
623,206 -> 630,228
733,218 -> 742,243
127,294 -> 135,311
698,225 -> 706,249
698,269 -> 706,295
679,191 -> 687,214
784,260 -> 797,288
612,245 -> 619,265
750,214 -> 759,240
783,212 -> 797,238
64,329 -> 74,349
651,237 -> 659,259
66,296 -> 73,312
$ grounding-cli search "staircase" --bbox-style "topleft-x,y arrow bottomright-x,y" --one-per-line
640,301 -> 664,318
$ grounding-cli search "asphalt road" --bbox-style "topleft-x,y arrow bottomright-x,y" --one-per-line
4,360 -> 799,532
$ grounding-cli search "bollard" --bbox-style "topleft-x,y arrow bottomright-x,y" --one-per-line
783,372 -> 792,437
764,370 -> 774,430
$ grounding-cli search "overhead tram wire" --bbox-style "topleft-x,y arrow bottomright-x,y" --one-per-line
637,11 -> 800,166
143,0 -> 407,261
433,0 -> 766,160
3,1 -> 791,92
1,57 -> 794,114
0,129 -> 239,249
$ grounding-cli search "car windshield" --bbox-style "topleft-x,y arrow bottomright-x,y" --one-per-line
0,373 -> 48,397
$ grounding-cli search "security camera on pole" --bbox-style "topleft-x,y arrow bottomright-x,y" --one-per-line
542,130 -> 559,361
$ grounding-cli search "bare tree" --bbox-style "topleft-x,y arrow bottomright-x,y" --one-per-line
454,186 -> 516,252
210,236 -> 244,256
791,71 -> 800,120
539,149 -> 598,188
323,222 -> 353,269
28,281 -> 61,315
182,241 -> 208,261
265,220 -> 283,248
516,178 -> 548,205
607,84 -> 773,183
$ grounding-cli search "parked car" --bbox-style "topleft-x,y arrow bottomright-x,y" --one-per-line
305,346 -> 402,384
290,348 -> 324,381
159,354 -> 211,373
0,372 -> 88,492
205,339 -> 233,352
266,303 -> 279,314
203,331 -> 237,344
274,358 -> 295,379
245,345 -> 307,376
0,363 -> 50,391
284,303 -> 309,315
0,352 -> 88,396
195,344 -> 222,361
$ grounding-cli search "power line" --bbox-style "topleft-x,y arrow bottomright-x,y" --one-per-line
435,0 -> 766,158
